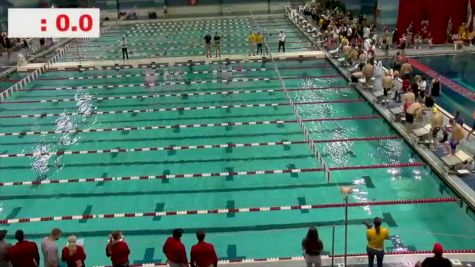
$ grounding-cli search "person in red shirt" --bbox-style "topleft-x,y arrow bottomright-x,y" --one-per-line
190,230 -> 218,267
106,231 -> 130,267
8,230 -> 40,267
61,235 -> 86,267
163,228 -> 188,267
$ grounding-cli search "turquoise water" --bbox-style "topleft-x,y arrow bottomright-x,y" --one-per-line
61,16 -> 313,62
0,57 -> 474,265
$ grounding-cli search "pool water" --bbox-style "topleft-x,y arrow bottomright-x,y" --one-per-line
61,16 -> 313,61
0,57 -> 474,265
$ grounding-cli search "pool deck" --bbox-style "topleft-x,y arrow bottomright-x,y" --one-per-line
216,253 -> 475,266
16,50 -> 326,71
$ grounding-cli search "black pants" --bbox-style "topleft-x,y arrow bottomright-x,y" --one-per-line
122,47 -> 129,59
278,41 -> 285,52
257,43 -> 262,54
367,247 -> 384,267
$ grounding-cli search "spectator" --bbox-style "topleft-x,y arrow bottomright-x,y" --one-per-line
0,230 -> 11,267
419,76 -> 428,96
204,33 -> 212,58
301,226 -> 323,267
365,217 -> 389,267
8,230 -> 40,267
61,235 -> 86,267
190,230 -> 218,267
213,32 -> 221,58
415,243 -> 452,267
431,74 -> 441,98
163,228 -> 187,267
121,36 -> 129,60
278,30 -> 286,52
41,228 -> 61,267
247,31 -> 256,56
106,231 -> 130,267
255,32 -> 264,55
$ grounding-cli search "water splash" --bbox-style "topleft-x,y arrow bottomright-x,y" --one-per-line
31,144 -> 53,175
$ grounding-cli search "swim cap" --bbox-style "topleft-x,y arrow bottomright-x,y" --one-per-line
433,107 -> 438,113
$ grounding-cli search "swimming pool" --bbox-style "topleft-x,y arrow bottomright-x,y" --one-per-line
413,54 -> 475,126
0,55 -> 474,265
61,16 -> 313,61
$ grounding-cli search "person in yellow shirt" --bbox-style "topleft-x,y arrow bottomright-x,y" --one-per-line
255,32 -> 264,55
247,31 -> 256,56
365,217 -> 389,267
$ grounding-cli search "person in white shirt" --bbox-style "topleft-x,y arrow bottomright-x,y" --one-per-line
418,77 -> 427,96
121,36 -> 128,60
363,26 -> 370,39
278,30 -> 286,52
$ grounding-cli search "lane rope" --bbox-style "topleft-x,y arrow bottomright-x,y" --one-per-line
0,98 -> 365,119
0,115 -> 382,137
0,135 -> 400,159
1,86 -> 351,104
0,197 -> 454,225
0,162 -> 425,187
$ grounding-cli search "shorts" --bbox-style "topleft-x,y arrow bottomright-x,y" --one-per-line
449,139 -> 459,151
432,127 -> 440,138
406,113 -> 414,124
383,87 -> 391,96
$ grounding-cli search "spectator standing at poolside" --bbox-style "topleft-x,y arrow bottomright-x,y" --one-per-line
415,243 -> 452,267
41,228 -> 61,267
163,228 -> 188,267
302,226 -> 323,267
256,32 -> 264,55
431,74 -> 441,98
278,30 -> 286,52
190,230 -> 218,267
419,76 -> 428,96
247,31 -> 256,56
204,33 -> 212,58
8,230 -> 40,267
106,231 -> 130,267
121,36 -> 129,60
213,32 -> 221,58
0,230 -> 11,267
365,217 -> 389,267
61,235 -> 86,267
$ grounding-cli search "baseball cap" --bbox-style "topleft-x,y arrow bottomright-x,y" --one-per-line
433,243 -> 444,254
